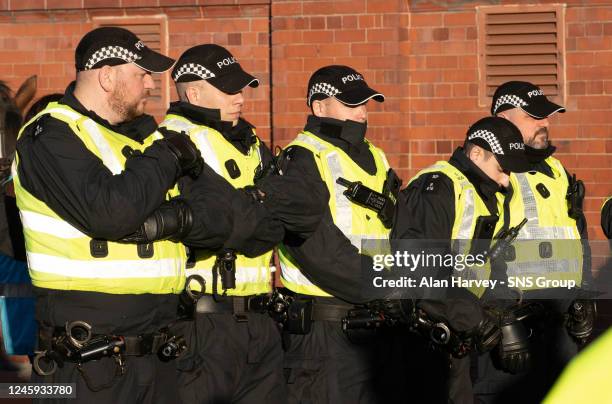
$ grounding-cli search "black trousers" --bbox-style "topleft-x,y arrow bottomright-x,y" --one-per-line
283,320 -> 382,404
176,312 -> 286,404
32,291 -> 181,404
32,354 -> 179,404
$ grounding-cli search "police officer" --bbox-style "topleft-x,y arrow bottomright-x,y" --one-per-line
278,65 -> 395,403
13,27 -> 221,403
159,44 -> 327,403
474,81 -> 596,403
392,116 -> 532,403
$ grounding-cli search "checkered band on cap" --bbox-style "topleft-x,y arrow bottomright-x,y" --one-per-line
84,46 -> 142,70
468,129 -> 505,155
493,94 -> 528,114
173,63 -> 216,81
308,82 -> 341,103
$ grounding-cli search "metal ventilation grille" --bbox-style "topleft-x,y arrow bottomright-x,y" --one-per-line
483,9 -> 562,98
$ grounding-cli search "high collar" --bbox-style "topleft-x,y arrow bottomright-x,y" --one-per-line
304,115 -> 369,154
524,144 -> 556,177
525,143 -> 555,164
449,147 -> 504,203
167,101 -> 256,146
59,82 -> 157,143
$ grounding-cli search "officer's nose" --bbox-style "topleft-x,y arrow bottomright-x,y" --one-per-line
537,116 -> 550,128
233,92 -> 244,106
354,105 -> 367,123
499,172 -> 510,188
144,74 -> 155,91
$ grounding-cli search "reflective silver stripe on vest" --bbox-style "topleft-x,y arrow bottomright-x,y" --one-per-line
280,263 -> 316,288
515,173 -> 575,239
326,151 -> 354,245
506,258 -> 578,277
456,184 -> 475,240
192,128 -> 222,175
27,253 -> 179,278
162,118 -> 223,175
295,133 -> 326,152
185,265 -> 269,292
161,118 -> 193,133
20,210 -> 85,239
81,119 -> 123,175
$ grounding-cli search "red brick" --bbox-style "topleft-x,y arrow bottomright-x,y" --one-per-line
367,28 -> 397,42
162,6 -> 200,18
466,26 -> 476,40
228,32 -> 241,45
120,0 -> 158,6
437,140 -> 452,154
326,16 -> 341,29
426,55 -> 457,69
309,16 -> 324,29
586,81 -> 604,95
272,1 -> 302,16
367,56 -> 397,70
358,15 -> 376,29
411,155 -> 442,170
432,27 -> 449,41
351,43 -> 382,57
46,0 -> 82,8
585,23 -> 603,37
605,23 -> 612,36
332,0 -> 366,14
568,23 -> 585,37
302,30 -> 333,44
335,29 -> 365,43
273,30 -> 302,45
444,12 -> 474,26
366,0 -> 399,14
342,15 -> 357,28
83,0 -> 121,7
411,13 -> 442,27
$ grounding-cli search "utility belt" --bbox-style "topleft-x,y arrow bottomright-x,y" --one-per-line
195,294 -> 271,321
266,291 -> 357,335
33,320 -> 187,387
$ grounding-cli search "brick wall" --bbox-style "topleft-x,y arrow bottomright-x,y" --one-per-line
0,0 -> 610,239
0,1 -> 271,141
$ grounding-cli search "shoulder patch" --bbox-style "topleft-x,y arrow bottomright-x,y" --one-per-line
420,172 -> 445,194
28,113 -> 53,139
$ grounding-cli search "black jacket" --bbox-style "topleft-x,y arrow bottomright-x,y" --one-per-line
16,85 -> 226,333
280,116 -> 380,304
166,102 -> 328,257
391,148 -> 509,332
392,148 -> 507,241
165,101 -> 283,257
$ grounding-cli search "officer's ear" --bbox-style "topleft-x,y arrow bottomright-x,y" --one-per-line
185,85 -> 201,104
312,99 -> 325,117
467,144 -> 485,164
98,65 -> 115,93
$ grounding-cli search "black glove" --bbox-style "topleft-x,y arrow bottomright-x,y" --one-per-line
121,198 -> 193,243
566,299 -> 596,344
158,128 -> 204,179
474,308 -> 501,354
493,311 -> 532,374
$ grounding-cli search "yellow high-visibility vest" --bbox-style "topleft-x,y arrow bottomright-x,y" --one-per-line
543,328 -> 612,404
278,131 -> 390,296
161,114 -> 273,296
506,157 -> 583,290
13,103 -> 186,294
409,161 -> 506,298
